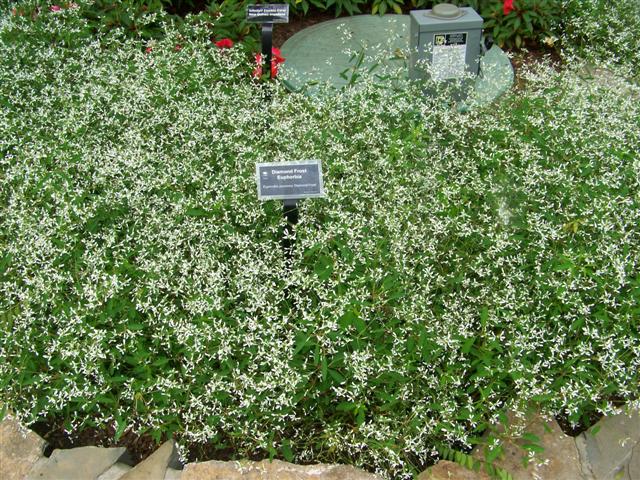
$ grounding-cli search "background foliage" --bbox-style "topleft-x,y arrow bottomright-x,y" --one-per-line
3,0 -> 624,52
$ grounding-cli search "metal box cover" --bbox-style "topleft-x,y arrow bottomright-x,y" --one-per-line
410,7 -> 483,31
409,6 -> 483,83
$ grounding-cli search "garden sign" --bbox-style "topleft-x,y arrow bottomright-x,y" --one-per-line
247,3 -> 289,78
256,160 -> 325,260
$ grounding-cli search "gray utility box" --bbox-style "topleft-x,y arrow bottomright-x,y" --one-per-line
409,4 -> 483,82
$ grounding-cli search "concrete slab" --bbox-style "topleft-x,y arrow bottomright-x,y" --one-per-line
472,411 -> 584,480
576,407 -> 640,480
182,459 -> 381,479
629,443 -> 639,480
164,467 -> 183,480
26,446 -> 125,480
417,460 -> 490,479
281,14 -> 513,108
119,440 -> 175,480
97,462 -> 133,480
281,14 -> 410,92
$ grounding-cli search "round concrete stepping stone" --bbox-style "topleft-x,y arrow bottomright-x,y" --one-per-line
26,446 -> 126,480
281,15 -> 410,92
0,414 -> 46,480
458,45 -> 514,111
280,14 -> 513,108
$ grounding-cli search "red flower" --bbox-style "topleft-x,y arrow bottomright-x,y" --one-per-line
253,48 -> 286,79
253,48 -> 284,78
214,38 -> 234,49
503,0 -> 514,15
174,44 -> 182,52
272,48 -> 285,65
145,46 -> 153,54
50,5 -> 62,12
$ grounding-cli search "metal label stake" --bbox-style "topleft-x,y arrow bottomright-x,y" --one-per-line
262,22 -> 273,78
282,198 -> 299,262
247,3 -> 289,78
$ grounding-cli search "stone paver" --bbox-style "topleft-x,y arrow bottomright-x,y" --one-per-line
119,440 -> 175,480
629,443 -> 639,480
164,467 -> 183,480
416,460 -> 490,480
26,446 -> 125,480
0,413 -> 46,480
182,459 -> 381,480
3,406 -> 640,480
472,411 -> 584,480
575,407 -> 640,480
97,462 -> 133,480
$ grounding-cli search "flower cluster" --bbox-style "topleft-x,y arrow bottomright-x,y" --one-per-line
558,0 -> 640,75
214,37 -> 234,49
503,0 -> 514,15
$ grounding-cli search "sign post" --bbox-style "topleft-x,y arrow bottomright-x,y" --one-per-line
282,198 -> 299,259
256,160 -> 325,260
247,4 -> 289,78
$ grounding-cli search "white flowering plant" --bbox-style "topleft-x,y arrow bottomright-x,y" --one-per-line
559,0 -> 640,77
0,2 -> 639,479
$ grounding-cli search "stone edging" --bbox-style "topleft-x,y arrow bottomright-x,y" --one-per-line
1,406 -> 638,479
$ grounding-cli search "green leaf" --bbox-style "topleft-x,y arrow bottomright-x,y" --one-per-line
480,306 -> 489,329
466,453 -> 474,469
356,408 -> 366,426
152,357 -> 170,367
337,401 -> 355,412
486,444 -> 503,463
314,255 -> 334,280
521,432 -> 541,444
321,356 -> 328,381
114,417 -> 127,442
281,439 -> 294,462
185,207 -> 214,218
570,317 -> 585,332
522,443 -> 545,453
461,336 -> 476,354
328,369 -> 345,384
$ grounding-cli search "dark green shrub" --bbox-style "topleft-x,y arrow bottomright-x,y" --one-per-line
482,0 -> 560,48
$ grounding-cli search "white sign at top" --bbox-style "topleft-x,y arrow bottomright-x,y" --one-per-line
246,4 -> 289,23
